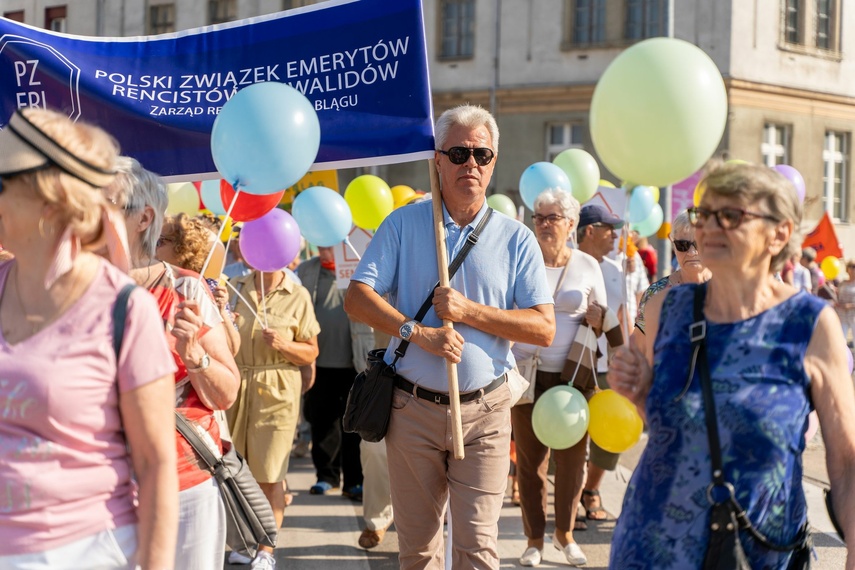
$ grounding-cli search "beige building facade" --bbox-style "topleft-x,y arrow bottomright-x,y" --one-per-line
2,0 -> 853,253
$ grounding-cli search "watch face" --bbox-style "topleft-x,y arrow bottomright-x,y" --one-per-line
401,322 -> 414,339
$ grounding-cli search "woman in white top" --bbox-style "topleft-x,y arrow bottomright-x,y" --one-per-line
511,189 -> 607,567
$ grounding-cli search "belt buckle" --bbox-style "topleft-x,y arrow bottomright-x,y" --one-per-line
434,394 -> 442,405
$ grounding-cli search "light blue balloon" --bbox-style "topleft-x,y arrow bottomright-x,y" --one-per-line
200,180 -> 227,216
628,185 -> 655,223
291,186 -> 353,247
630,203 -> 664,237
211,82 -> 321,196
519,162 -> 572,210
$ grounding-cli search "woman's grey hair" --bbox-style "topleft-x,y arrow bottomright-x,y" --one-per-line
534,189 -> 580,228
700,162 -> 803,273
112,156 -> 168,259
435,105 -> 499,153
670,211 -> 693,239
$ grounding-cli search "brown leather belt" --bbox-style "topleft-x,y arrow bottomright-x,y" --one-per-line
393,374 -> 506,405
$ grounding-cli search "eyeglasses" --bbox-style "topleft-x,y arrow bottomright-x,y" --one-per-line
672,239 -> 698,253
533,214 -> 566,225
687,207 -> 778,230
438,147 -> 495,166
156,236 -> 173,248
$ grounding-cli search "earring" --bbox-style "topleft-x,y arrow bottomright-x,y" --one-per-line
38,216 -> 55,239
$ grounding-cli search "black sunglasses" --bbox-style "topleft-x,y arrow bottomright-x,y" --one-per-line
672,239 -> 698,253
687,206 -> 778,230
438,147 -> 495,166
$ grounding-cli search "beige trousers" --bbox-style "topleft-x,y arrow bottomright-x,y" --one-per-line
360,439 -> 394,531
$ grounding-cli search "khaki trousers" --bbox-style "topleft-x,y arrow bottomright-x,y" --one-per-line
511,370 -> 588,539
385,381 -> 512,570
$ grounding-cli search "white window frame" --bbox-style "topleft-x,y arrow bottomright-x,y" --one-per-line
761,123 -> 790,167
822,131 -> 848,222
546,123 -> 585,162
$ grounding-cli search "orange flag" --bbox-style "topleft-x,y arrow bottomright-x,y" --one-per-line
802,212 -> 843,263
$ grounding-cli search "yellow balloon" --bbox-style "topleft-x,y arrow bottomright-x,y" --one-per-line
821,256 -> 843,281
202,232 -> 227,279
726,159 -> 750,165
165,183 -> 199,216
657,221 -> 672,239
649,186 -> 660,203
217,216 -> 234,242
693,180 -> 706,207
599,179 -> 616,188
391,184 -> 418,209
587,389 -> 644,453
344,175 -> 393,230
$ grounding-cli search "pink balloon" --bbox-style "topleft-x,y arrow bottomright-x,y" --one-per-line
239,209 -> 301,272
772,165 -> 806,204
804,411 -> 819,443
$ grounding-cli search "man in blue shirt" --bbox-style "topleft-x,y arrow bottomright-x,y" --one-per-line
345,104 -> 555,569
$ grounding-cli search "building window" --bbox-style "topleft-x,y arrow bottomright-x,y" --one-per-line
761,124 -> 790,167
781,0 -> 840,52
209,0 -> 236,25
625,0 -> 667,40
822,131 -> 848,221
147,3 -> 175,35
283,0 -> 324,8
4,10 -> 24,22
439,0 -> 475,59
546,123 -> 585,162
564,0 -> 606,46
44,5 -> 66,32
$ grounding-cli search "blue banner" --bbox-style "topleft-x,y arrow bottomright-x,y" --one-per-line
0,0 -> 434,180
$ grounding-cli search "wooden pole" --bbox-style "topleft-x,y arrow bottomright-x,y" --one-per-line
429,160 -> 465,460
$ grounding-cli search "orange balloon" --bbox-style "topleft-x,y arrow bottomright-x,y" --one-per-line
657,221 -> 672,239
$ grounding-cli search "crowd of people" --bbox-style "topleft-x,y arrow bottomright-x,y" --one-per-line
0,104 -> 853,570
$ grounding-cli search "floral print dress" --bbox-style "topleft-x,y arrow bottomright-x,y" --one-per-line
610,284 -> 824,570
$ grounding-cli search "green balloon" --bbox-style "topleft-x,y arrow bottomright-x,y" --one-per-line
553,148 -> 600,204
590,37 -> 727,188
532,385 -> 590,450
487,193 -> 518,218
630,203 -> 664,238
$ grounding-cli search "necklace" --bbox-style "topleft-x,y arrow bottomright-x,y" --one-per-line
8,262 -> 86,336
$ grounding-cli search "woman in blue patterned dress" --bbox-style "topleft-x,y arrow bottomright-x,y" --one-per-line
607,162 -> 855,569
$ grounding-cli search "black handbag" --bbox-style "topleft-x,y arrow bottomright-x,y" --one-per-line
175,412 -> 278,559
689,284 -> 812,570
342,208 -> 494,442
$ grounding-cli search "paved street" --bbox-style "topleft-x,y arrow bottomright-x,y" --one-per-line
226,427 -> 846,569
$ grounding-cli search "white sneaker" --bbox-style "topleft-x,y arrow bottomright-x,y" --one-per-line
519,546 -> 542,567
228,550 -> 253,565
553,532 -> 587,566
251,551 -> 276,570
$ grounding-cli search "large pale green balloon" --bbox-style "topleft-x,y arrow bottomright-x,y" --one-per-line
487,193 -> 518,218
590,37 -> 727,188
532,385 -> 590,450
553,148 -> 600,204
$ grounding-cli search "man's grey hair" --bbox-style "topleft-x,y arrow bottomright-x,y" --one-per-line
112,156 -> 168,259
534,189 -> 580,229
435,105 -> 499,153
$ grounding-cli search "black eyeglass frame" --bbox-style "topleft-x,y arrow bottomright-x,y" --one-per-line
687,206 -> 778,230
438,146 -> 495,166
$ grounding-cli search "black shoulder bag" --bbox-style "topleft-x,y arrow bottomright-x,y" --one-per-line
690,284 -> 813,570
343,208 -> 494,442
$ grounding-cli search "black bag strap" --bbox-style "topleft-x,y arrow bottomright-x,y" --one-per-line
391,207 -> 494,364
691,284 -> 808,552
175,411 -> 222,473
112,284 -> 137,359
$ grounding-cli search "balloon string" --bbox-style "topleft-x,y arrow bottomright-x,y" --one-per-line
259,271 -> 269,329
224,279 -> 262,324
344,237 -> 361,261
620,190 -> 631,343
196,186 -> 241,301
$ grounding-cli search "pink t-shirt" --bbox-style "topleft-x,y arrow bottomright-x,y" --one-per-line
0,259 -> 177,555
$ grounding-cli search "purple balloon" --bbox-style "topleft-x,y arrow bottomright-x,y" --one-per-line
773,165 -> 806,203
239,209 -> 301,272
848,348 -> 853,375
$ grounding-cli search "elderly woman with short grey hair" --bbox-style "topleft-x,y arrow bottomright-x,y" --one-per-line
511,188 -> 606,567
115,157 -> 241,570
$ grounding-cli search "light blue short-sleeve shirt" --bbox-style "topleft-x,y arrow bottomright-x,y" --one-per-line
351,199 -> 553,392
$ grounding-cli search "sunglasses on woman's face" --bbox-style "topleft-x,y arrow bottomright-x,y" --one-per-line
672,239 -> 698,253
438,146 -> 495,166
687,206 -> 777,230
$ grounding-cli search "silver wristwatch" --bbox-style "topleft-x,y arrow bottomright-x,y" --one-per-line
186,353 -> 211,373
399,320 -> 418,341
